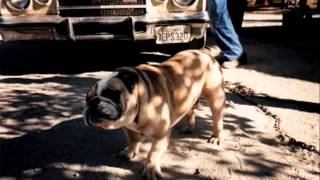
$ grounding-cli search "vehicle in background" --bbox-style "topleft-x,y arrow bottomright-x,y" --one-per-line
0,0 -> 210,49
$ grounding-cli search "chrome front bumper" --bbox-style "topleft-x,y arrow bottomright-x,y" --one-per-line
0,11 -> 209,42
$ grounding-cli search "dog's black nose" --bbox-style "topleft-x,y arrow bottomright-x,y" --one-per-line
97,100 -> 122,120
87,96 -> 122,120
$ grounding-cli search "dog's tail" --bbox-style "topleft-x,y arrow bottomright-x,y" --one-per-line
201,46 -> 221,58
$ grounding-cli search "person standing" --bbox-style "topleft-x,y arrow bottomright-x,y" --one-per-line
206,0 -> 247,69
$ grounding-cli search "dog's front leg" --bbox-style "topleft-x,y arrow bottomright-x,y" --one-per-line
143,130 -> 170,180
119,127 -> 142,160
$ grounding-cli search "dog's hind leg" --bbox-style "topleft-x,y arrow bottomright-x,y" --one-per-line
202,78 -> 225,145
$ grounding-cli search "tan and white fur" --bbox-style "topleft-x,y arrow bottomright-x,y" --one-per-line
83,48 -> 225,180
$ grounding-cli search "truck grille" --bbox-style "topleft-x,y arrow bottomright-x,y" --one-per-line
58,0 -> 146,17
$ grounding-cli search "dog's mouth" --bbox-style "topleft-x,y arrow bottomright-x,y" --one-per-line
84,108 -> 111,126
83,109 -> 119,129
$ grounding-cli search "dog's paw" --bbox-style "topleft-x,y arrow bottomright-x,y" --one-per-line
207,135 -> 222,145
118,148 -> 137,160
142,163 -> 162,180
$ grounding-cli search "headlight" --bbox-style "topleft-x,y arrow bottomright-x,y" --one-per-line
34,0 -> 49,5
6,0 -> 30,11
173,0 -> 195,7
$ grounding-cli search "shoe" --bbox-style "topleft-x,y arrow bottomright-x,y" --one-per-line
216,51 -> 247,69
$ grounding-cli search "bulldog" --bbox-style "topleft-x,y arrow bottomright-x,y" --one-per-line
83,48 -> 225,180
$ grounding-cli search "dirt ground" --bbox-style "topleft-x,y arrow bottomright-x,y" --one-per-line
0,10 -> 319,179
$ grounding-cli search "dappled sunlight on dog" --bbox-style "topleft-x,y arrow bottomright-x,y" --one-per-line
83,48 -> 225,179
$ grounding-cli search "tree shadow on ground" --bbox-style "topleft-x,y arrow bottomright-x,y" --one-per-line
226,91 -> 320,114
0,116 -> 231,180
0,95 -> 292,180
229,91 -> 320,114
0,75 -> 99,137
171,113 -> 293,179
0,118 -> 141,179
0,94 -> 309,179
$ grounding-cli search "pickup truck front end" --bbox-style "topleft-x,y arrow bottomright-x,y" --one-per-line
0,0 -> 210,46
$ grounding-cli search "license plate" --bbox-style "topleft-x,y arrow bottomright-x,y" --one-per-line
155,25 -> 191,44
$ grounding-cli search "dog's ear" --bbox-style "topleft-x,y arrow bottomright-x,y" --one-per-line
115,67 -> 139,93
86,83 -> 98,103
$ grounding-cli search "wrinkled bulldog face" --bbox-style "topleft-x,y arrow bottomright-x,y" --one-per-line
84,72 -> 125,129
84,68 -> 140,129
85,88 -> 123,125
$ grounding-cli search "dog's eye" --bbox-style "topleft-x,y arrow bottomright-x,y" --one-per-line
101,88 -> 121,103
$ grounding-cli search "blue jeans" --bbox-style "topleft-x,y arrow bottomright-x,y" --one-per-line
208,0 -> 244,60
